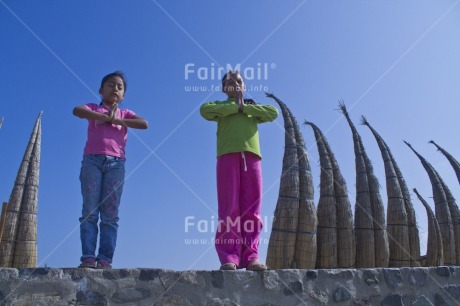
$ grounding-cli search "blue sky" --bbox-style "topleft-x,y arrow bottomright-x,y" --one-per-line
1,1 -> 460,270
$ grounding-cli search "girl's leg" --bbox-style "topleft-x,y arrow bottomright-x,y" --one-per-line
216,153 -> 242,266
239,152 -> 263,268
98,156 -> 125,263
79,155 -> 104,261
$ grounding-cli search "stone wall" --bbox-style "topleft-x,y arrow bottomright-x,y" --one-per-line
0,267 -> 459,305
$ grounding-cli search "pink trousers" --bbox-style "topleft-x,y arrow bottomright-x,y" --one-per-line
215,151 -> 263,268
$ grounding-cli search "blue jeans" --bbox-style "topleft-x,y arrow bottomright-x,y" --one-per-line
79,154 -> 125,263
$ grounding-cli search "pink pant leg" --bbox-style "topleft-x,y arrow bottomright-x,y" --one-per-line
239,152 -> 263,267
216,153 -> 242,266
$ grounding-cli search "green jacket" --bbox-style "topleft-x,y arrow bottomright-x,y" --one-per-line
200,99 -> 279,158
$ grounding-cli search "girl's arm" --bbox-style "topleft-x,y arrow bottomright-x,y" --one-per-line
112,115 -> 148,129
73,105 -> 148,129
73,105 -> 111,122
200,101 -> 239,121
242,104 -> 279,123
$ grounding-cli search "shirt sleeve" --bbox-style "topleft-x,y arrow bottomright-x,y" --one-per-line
83,103 -> 97,111
243,104 -> 279,123
200,101 -> 239,121
122,109 -> 136,119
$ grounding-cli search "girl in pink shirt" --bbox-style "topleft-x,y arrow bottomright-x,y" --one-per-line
73,71 -> 148,268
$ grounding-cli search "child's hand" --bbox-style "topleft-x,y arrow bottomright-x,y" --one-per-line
236,89 -> 244,112
108,104 -> 118,123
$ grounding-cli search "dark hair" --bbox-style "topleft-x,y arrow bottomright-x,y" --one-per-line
100,71 -> 127,92
221,70 -> 242,86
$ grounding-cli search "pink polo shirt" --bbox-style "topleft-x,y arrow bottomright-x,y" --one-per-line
82,103 -> 136,159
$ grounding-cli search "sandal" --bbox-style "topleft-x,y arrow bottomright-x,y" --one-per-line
246,259 -> 267,271
79,258 -> 96,269
96,259 -> 112,269
220,262 -> 237,270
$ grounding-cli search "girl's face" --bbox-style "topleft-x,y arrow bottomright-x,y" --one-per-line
222,72 -> 245,98
99,76 -> 125,105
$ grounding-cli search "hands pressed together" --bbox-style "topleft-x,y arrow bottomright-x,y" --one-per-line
107,103 -> 121,125
236,90 -> 244,113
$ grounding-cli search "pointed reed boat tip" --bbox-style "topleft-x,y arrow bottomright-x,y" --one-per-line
428,140 -> 441,151
428,140 -> 442,151
338,100 -> 347,115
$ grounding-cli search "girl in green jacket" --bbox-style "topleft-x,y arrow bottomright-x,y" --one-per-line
200,71 -> 278,270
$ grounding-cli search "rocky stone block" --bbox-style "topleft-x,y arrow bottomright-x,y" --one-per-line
435,267 -> 450,278
434,293 -> 450,306
139,268 -> 161,281
411,295 -> 434,306
154,294 -> 193,306
262,270 -> 280,290
76,290 -> 107,306
363,269 -> 380,286
283,281 -> 303,296
442,284 -> 460,299
383,269 -> 403,288
333,285 -> 352,302
211,270 -> 225,289
381,294 -> 404,306
409,269 -> 428,287
112,287 -> 150,303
